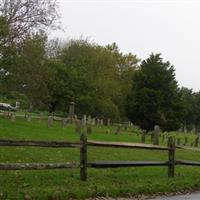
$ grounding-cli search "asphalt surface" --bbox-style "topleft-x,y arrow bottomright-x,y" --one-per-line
149,193 -> 200,200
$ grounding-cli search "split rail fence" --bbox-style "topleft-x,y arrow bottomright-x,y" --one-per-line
0,135 -> 200,181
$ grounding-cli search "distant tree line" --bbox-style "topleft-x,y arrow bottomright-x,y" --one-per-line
0,0 -> 199,132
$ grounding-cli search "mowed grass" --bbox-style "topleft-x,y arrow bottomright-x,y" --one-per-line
1,117 -> 200,199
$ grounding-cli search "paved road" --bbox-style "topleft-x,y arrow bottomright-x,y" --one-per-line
149,193 -> 200,200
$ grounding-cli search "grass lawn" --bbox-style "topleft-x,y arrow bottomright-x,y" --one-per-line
1,116 -> 200,199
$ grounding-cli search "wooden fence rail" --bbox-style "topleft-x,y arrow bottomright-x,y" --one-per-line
0,136 -> 200,181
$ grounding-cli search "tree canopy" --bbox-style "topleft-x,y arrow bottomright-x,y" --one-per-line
126,54 -> 184,131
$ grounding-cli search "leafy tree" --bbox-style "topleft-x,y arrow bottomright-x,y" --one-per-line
0,0 -> 59,43
126,53 -> 184,131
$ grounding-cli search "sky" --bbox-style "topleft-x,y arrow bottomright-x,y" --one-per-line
51,0 -> 200,91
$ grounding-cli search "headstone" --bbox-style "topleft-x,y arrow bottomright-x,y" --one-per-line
97,118 -> 100,126
86,124 -> 92,134
16,101 -> 20,110
75,119 -> 82,134
11,113 -> 16,122
153,125 -> 160,145
100,119 -> 104,126
47,116 -> 53,128
115,125 -> 121,135
69,102 -> 75,122
106,129 -> 110,134
61,118 -> 68,128
107,118 -> 111,126
141,130 -> 146,143
27,114 -> 31,122
38,112 -> 43,123
92,118 -> 96,126
87,115 -> 91,124
74,115 -> 78,121
82,115 -> 87,126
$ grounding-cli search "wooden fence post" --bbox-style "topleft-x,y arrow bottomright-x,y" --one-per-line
168,137 -> 175,178
80,132 -> 87,181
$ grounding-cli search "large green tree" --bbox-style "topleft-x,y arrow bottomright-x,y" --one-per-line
126,53 -> 184,131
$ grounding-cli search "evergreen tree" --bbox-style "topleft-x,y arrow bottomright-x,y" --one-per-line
126,53 -> 184,131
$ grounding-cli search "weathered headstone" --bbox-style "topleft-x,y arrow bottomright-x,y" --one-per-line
97,118 -> 100,126
47,116 -> 53,128
153,125 -> 160,145
27,114 -> 31,122
87,115 -> 91,124
107,118 -> 110,126
38,112 -> 43,123
106,129 -> 110,134
141,130 -> 146,143
62,118 -> 68,128
10,113 -> 16,122
115,125 -> 121,135
69,102 -> 75,122
100,119 -> 104,127
92,118 -> 96,126
75,119 -> 82,134
86,124 -> 92,134
82,115 -> 87,126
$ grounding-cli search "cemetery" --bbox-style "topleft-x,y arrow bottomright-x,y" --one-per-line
1,111 -> 200,199
1,0 -> 200,199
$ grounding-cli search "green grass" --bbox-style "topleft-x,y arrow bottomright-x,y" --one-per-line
1,116 -> 200,199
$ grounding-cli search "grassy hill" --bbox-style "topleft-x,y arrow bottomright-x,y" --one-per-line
0,116 -> 200,199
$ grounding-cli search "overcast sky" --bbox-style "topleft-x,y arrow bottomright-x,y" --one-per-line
52,0 -> 200,91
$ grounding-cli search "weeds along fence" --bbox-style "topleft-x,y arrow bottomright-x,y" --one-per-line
0,135 -> 200,181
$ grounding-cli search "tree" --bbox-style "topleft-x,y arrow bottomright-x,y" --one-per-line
126,53 -> 184,131
0,0 -> 59,44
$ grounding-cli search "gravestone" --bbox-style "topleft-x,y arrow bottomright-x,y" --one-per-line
69,102 -> 75,122
115,125 -> 121,135
82,115 -> 87,126
106,129 -> 110,134
87,115 -> 91,124
100,119 -> 104,126
96,118 -> 100,126
107,118 -> 111,126
141,130 -> 146,143
153,125 -> 160,145
11,113 -> 16,122
75,119 -> 82,134
92,118 -> 96,126
38,112 -> 43,123
86,124 -> 92,134
62,118 -> 68,128
27,114 -> 31,122
47,116 -> 53,128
